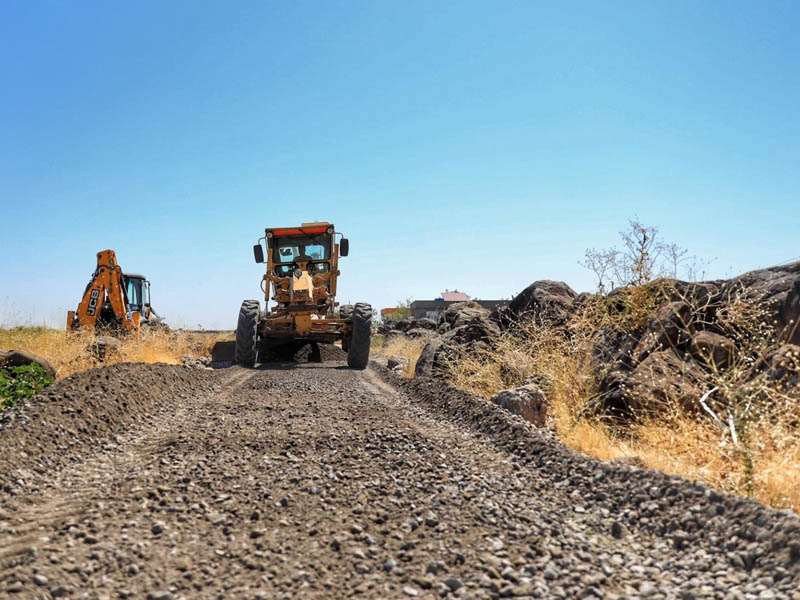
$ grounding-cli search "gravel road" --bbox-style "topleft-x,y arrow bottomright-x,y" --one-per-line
1,356 -> 798,599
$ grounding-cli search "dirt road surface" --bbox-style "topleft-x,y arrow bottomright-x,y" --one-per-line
1,355 -> 798,599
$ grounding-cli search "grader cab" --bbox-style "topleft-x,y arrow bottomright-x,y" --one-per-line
235,222 -> 372,368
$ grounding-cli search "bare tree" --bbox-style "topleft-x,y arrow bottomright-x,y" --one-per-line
579,248 -> 618,293
581,218 -> 707,288
618,219 -> 662,286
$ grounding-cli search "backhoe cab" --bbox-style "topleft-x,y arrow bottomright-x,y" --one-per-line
235,222 -> 372,368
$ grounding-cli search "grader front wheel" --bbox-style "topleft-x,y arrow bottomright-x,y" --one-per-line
235,300 -> 260,367
340,304 -> 354,352
347,302 -> 372,370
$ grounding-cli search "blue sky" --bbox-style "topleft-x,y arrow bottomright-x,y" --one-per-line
1,1 -> 798,328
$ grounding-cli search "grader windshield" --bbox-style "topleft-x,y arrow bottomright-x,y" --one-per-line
272,233 -> 332,263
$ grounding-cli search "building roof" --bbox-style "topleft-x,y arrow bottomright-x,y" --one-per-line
440,291 -> 470,302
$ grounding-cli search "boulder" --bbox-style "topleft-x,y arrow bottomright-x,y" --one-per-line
414,315 -> 499,379
440,302 -> 490,329
387,355 -> 411,371
415,337 -> 445,377
589,328 -> 639,371
445,318 -> 500,346
781,278 -> 800,345
632,301 -> 694,363
742,344 -> 800,393
391,319 -> 411,333
507,280 -> 577,325
649,278 -> 722,307
0,349 -> 57,379
573,292 -> 597,311
689,331 -> 735,370
489,384 -> 548,427
718,261 -> 800,339
597,350 -> 707,418
415,318 -> 438,331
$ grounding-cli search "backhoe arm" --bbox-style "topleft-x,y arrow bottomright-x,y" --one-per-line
68,250 -> 138,334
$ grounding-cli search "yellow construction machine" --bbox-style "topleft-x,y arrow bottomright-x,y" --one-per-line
236,222 -> 372,368
67,249 -> 164,336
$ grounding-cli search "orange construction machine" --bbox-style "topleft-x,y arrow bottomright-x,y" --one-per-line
67,249 -> 163,335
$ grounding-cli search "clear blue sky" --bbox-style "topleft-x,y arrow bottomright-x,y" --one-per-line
1,1 -> 798,328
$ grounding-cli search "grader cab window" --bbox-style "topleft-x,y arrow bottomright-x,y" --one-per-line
272,233 -> 331,263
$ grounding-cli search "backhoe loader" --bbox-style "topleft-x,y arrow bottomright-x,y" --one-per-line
67,249 -> 164,335
236,222 -> 372,368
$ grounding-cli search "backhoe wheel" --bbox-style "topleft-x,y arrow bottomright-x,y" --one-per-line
235,300 -> 260,367
347,302 -> 372,370
339,305 -> 354,352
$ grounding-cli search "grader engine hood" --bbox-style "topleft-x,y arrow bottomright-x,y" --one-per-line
290,269 -> 314,303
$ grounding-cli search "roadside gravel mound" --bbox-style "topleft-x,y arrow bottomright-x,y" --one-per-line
379,366 -> 800,581
0,363 -> 214,493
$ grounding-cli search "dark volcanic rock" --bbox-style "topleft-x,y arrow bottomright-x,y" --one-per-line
489,384 -> 548,427
598,350 -> 707,417
387,355 -> 411,371
589,328 -> 639,371
414,317 -> 438,331
445,318 -> 499,345
507,280 -> 577,325
743,344 -> 800,393
689,330 -> 735,369
719,261 -> 800,340
416,308 -> 500,379
440,301 -> 490,329
392,319 -> 412,332
632,301 -> 694,363
415,337 -> 446,378
782,277 -> 800,345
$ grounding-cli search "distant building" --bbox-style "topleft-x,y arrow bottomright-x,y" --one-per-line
380,307 -> 401,319
409,290 -> 508,320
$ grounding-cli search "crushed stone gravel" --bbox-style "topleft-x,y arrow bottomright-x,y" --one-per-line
0,356 -> 797,599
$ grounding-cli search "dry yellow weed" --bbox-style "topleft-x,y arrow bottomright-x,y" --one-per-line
0,327 -> 230,379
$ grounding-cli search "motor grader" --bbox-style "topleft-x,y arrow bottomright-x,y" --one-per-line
235,222 -> 372,369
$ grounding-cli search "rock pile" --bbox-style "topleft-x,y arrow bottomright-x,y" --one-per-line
595,263 -> 800,418
410,261 -> 800,426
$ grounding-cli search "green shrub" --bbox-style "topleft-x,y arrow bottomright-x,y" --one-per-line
0,363 -> 54,411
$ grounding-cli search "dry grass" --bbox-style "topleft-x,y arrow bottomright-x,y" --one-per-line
0,327 -> 230,379
443,301 -> 800,513
371,333 -> 428,377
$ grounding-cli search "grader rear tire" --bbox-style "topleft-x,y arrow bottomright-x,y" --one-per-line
347,302 -> 372,370
235,300 -> 260,367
